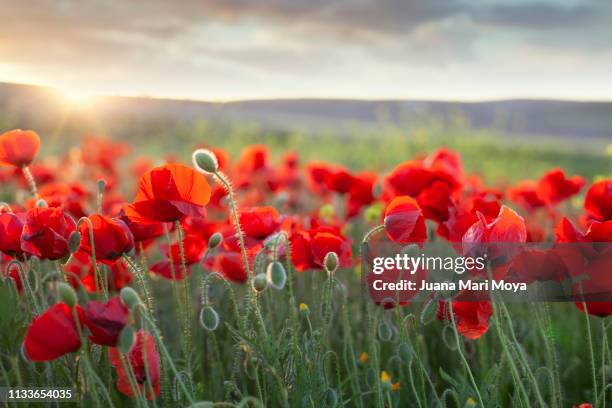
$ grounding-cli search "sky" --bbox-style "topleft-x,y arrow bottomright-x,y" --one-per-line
0,0 -> 611,101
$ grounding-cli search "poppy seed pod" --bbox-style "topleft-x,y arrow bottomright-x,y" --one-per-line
192,149 -> 219,174
324,251 -> 339,274
252,274 -> 268,292
266,261 -> 287,290
118,326 -> 135,354
68,231 -> 81,254
120,287 -> 141,311
57,283 -> 77,309
207,232 -> 223,249
199,306 -> 220,331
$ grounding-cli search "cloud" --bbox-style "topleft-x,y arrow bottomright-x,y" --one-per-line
0,0 -> 610,99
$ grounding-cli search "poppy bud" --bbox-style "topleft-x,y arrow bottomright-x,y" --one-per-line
57,282 -> 77,309
68,231 -> 81,254
97,179 -> 106,194
118,326 -> 135,354
120,287 -> 141,311
398,342 -> 413,363
36,199 -> 48,208
207,232 -> 223,249
420,298 -> 438,325
252,274 -> 268,292
192,149 -> 219,174
377,321 -> 393,342
266,261 -> 287,290
323,251 -> 339,275
199,306 -> 220,331
323,389 -> 338,407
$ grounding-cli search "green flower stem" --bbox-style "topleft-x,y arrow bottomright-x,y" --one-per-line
77,217 -> 107,299
140,306 -> 195,405
175,220 -> 193,372
22,165 -> 38,199
447,301 -> 484,407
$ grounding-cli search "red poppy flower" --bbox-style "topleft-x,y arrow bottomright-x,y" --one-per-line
119,210 -> 165,246
35,182 -> 90,219
21,207 -> 77,260
237,144 -> 269,172
82,296 -> 129,346
66,251 -> 133,293
0,212 -> 25,258
205,249 -> 248,283
584,179 -> 612,222
438,195 -> 501,243
126,164 -> 211,222
0,129 -> 41,167
417,181 -> 453,222
438,294 -> 493,340
507,180 -> 546,211
383,196 -> 427,244
463,206 -> 526,245
237,207 -> 280,239
325,166 -> 355,194
536,168 -> 585,204
23,303 -> 81,361
109,330 -> 160,399
150,233 -> 206,280
347,172 -> 376,218
306,162 -> 334,194
290,226 -> 352,271
79,215 -> 134,262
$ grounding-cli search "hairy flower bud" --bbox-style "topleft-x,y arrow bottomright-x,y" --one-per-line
207,232 -> 223,249
57,282 -> 77,308
324,251 -> 339,275
120,287 -> 141,311
97,179 -> 106,194
118,326 -> 135,354
199,306 -> 220,331
266,261 -> 287,290
36,199 -> 48,208
68,231 -> 81,254
252,274 -> 268,292
192,149 -> 219,174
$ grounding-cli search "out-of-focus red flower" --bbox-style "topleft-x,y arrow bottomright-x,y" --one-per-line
584,179 -> 611,222
0,212 -> 25,258
417,181 -> 453,222
0,129 -> 40,167
21,207 -> 77,260
82,296 -> 129,346
34,182 -> 90,219
109,330 -> 160,399
79,215 -> 134,262
150,232 -> 206,280
438,293 -> 493,340
325,166 -> 354,194
81,136 -> 130,172
126,164 -> 211,222
507,180 -> 546,211
23,303 -> 81,361
347,172 -> 376,218
237,207 -> 280,239
383,196 -> 427,244
572,404 -> 593,408
537,168 -> 585,204
205,249 -> 248,283
385,149 -> 462,199
119,210 -> 165,246
66,251 -> 133,293
237,145 -> 268,172
306,162 -> 334,194
290,226 -> 352,271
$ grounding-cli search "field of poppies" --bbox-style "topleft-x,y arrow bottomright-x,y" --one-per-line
0,128 -> 610,408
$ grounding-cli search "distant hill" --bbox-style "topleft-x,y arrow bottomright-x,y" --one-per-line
0,82 -> 610,140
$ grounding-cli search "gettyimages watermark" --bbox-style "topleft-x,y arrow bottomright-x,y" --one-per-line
361,241 -> 612,304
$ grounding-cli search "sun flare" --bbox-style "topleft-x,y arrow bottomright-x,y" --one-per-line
55,87 -> 98,105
